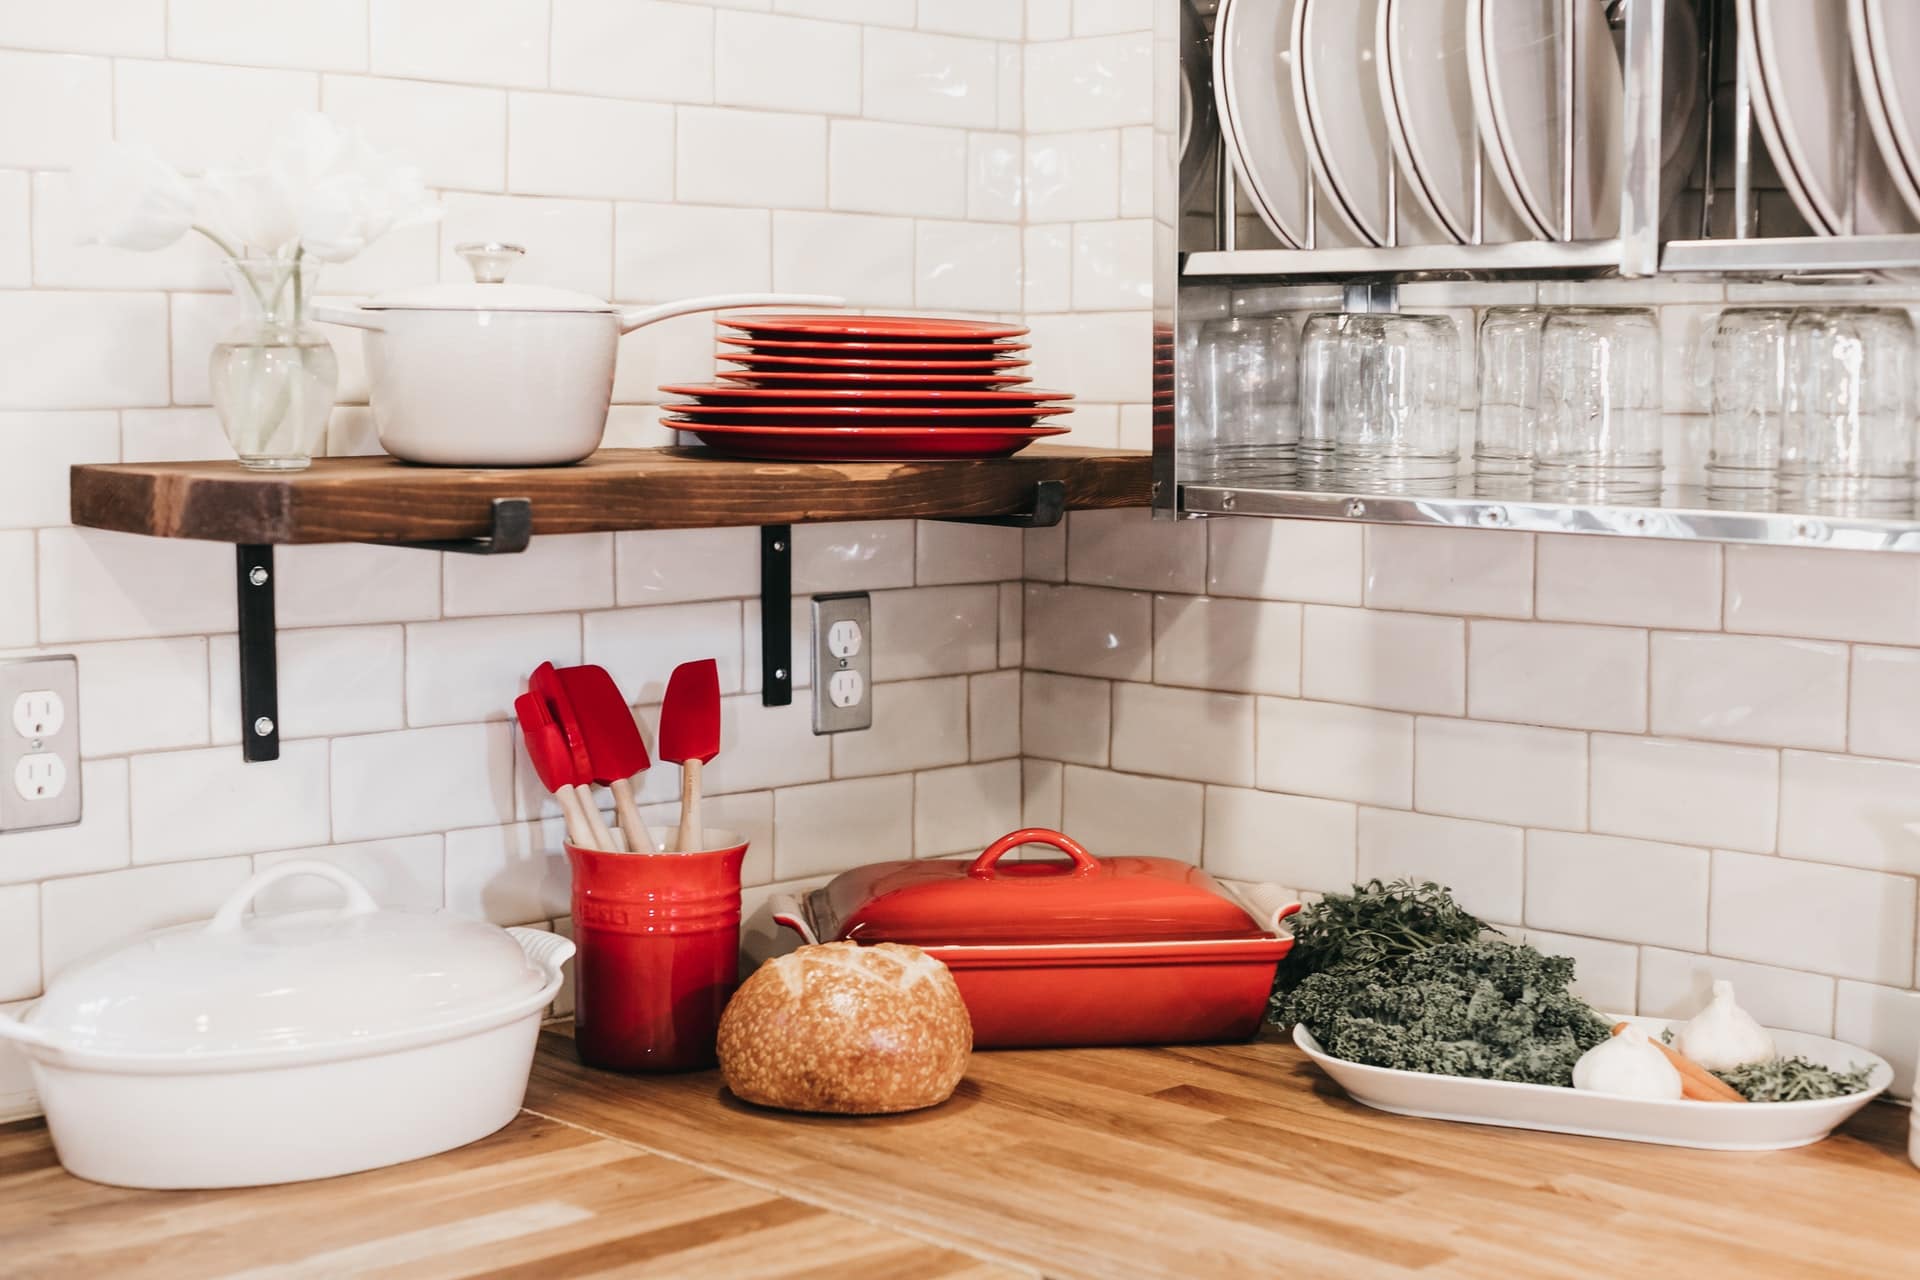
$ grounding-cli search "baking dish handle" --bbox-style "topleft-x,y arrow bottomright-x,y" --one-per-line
507,927 -> 577,984
770,893 -> 820,946
969,828 -> 1099,878
207,860 -> 380,933
1223,881 -> 1303,938
0,1007 -> 67,1063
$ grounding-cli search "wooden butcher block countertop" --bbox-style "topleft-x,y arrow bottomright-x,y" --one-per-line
5,1028 -> 1919,1279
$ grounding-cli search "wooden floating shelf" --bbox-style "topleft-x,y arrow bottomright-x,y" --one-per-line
70,445 -> 1151,546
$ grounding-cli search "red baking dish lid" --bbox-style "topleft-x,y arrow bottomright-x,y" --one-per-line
816,828 -> 1272,946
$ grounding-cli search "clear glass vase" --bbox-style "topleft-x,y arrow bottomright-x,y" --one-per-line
209,257 -> 339,472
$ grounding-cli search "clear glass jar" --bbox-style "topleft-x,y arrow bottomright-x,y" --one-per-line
1332,312 -> 1460,495
1705,306 -> 1793,509
1535,307 -> 1662,500
1781,307 -> 1915,516
209,257 -> 339,472
1474,306 -> 1546,494
1297,313 -> 1352,490
1195,315 -> 1299,481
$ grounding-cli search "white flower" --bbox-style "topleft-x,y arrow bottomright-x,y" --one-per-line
68,141 -> 197,251
197,168 -> 300,257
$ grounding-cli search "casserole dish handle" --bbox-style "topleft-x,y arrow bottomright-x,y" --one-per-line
312,304 -> 383,331
769,892 -> 820,946
0,1007 -> 66,1062
506,926 -> 578,985
207,860 -> 380,932
1221,881 -> 1303,939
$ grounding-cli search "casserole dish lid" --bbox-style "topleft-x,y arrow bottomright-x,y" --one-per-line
26,861 -> 549,1056
817,828 -> 1273,946
360,241 -> 618,313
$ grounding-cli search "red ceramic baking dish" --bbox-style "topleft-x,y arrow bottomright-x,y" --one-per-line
770,828 -> 1300,1049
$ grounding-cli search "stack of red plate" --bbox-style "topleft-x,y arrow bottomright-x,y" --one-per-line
1153,323 -> 1173,431
662,314 -> 1074,461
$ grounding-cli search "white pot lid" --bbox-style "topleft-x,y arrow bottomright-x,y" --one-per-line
360,241 -> 617,313
27,861 -> 549,1056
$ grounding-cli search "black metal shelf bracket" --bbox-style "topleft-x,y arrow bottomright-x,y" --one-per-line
939,479 -> 1066,529
361,496 -> 534,555
761,525 -> 792,708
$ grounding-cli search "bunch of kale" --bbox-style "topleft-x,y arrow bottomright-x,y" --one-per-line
1272,880 -> 1613,1087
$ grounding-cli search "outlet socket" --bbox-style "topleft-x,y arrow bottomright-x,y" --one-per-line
0,655 -> 81,833
811,593 -> 873,734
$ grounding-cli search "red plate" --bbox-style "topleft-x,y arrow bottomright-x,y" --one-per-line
674,422 -> 1068,460
661,383 -> 1072,404
663,402 -> 1072,421
720,336 -> 1029,357
718,314 -> 1028,341
719,369 -> 1032,388
722,353 -> 1030,372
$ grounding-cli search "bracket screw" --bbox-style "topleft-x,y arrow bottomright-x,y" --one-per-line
253,716 -> 275,737
248,566 -> 269,587
773,668 -> 788,681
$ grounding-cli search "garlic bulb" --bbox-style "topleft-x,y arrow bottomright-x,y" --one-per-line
1675,980 -> 1774,1071
1572,1026 -> 1684,1099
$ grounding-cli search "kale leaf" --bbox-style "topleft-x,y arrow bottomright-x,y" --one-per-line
1713,1056 -> 1876,1102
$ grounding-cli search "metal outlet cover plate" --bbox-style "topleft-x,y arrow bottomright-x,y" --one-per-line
0,655 -> 82,833
811,593 -> 873,734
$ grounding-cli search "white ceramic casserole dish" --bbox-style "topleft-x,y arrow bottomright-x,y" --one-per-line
0,861 -> 574,1189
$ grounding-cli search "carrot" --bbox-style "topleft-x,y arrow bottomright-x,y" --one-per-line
1611,1022 -> 1748,1103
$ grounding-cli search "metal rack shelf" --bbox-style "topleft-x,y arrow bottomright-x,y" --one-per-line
1182,241 -> 1627,284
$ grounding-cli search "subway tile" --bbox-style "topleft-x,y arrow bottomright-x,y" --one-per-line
1637,948 -> 1836,1037
253,835 -> 444,914
1650,632 -> 1848,751
323,76 -> 505,192
1835,981 -> 1920,1098
611,312 -> 717,401
437,194 -> 613,298
1120,126 -> 1152,217
636,791 -> 774,882
1024,310 -> 1151,404
614,205 -> 770,301
1207,517 -> 1364,606
1060,764 -> 1202,860
1534,535 -> 1723,630
171,294 -> 236,405
684,695 -> 831,799
443,533 -> 613,616
31,172 -> 225,289
1778,750 -> 1920,876
1153,594 -> 1301,697
793,520 -> 916,592
1725,546 -> 1920,645
1590,734 -> 1778,854
832,676 -> 969,777
740,595 -> 815,696
66,637 -> 209,757
1021,582 -> 1152,680
1073,0 -> 1150,34
679,108 -> 825,208
0,170 -> 23,287
616,526 -> 760,605
1850,645 -> 1920,763
1466,620 -> 1647,732
863,28 -> 998,128
716,11 -> 859,114
1020,671 -> 1110,765
1028,0 -> 1071,40
313,218 -> 439,295
41,856 -> 252,980
1711,850 -> 1916,987
915,221 -> 1020,313
1071,220 -> 1152,311
277,543 -> 441,627
920,0 -> 1022,38
1257,698 -> 1413,810
37,528 -> 233,643
1415,717 -> 1586,829
1110,682 -> 1254,787
1024,129 -> 1119,223
368,0 -> 547,87
1364,526 -> 1533,618
1525,830 -> 1708,950
131,740 -> 330,864
1025,522 -> 1066,582
773,210 -> 913,307
1021,226 -> 1074,318
0,412 -> 116,529
870,585 -> 998,682
1022,757 -> 1063,828
1305,606 -> 1466,716
1067,508 -> 1206,594
1205,786 -> 1355,894
333,722 -> 516,842
777,0 -> 913,21
552,0 -> 714,102
0,532 -> 29,648
583,600 -> 743,705
0,292 -> 168,410
1356,808 -> 1525,924
1024,32 -> 1151,132
114,60 -> 318,174
0,51 -> 112,168
0,759 -> 127,885
405,614 -> 579,727
0,886 -> 36,1001
914,521 -> 1021,585
969,669 -> 1020,761
443,819 -> 570,925
915,759 -> 1021,857
119,408 -> 230,463
0,2 -> 163,55
967,131 -> 1023,223
1517,928 -> 1640,1014
211,625 -> 406,744
773,774 -> 913,879
172,0 -> 368,69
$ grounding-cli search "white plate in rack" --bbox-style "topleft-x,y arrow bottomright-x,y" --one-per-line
1295,1015 -> 1892,1151
1851,0 -> 1920,226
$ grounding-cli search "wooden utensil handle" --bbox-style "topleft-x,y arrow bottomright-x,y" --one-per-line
611,777 -> 657,853
555,785 -> 597,851
675,758 -> 704,853
584,787 -> 622,852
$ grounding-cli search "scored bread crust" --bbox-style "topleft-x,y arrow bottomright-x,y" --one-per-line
717,941 -> 973,1115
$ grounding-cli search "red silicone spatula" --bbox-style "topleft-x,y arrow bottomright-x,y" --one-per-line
658,658 -> 721,852
530,662 -> 619,852
513,692 -> 599,851
555,663 -> 658,854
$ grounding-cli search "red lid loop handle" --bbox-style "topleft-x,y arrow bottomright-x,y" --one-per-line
968,828 -> 1099,878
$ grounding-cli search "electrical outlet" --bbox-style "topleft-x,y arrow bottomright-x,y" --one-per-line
811,593 -> 873,734
0,655 -> 82,833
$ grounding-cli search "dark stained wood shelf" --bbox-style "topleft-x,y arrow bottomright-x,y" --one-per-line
69,445 -> 1150,546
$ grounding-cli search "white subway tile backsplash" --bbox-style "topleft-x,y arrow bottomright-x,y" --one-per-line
915,221 -> 1020,312
37,528 -> 232,643
778,0 -> 913,21
1778,750 -> 1920,876
1068,508 -> 1206,594
1637,948 -> 1835,1037
211,625 -> 406,744
1834,980 -> 1920,1097
1028,0 -> 1071,41
996,43 -> 1022,129
1525,830 -> 1708,950
437,194 -> 614,298
31,172 -> 226,290
915,759 -> 1021,856
0,292 -> 168,411
773,774 -> 913,879
1022,582 -> 1152,680
863,28 -> 999,129
509,91 -> 674,200
1023,32 -> 1151,132
1712,850 -> 1916,987
0,170 -> 24,287
41,856 -> 252,980
253,836 -> 444,913
717,11 -> 860,114
1725,547 -> 1920,645
368,0 -> 546,87
1850,645 -> 1920,763
0,413 -> 116,529
170,294 -> 235,404
1119,126 -> 1152,218
1025,129 -> 1119,223
114,60 -> 318,173
443,819 -> 570,925
1024,523 -> 1066,583
1364,527 -> 1533,619
1649,632 -> 1848,751
612,312 -> 717,401
832,675 -> 969,776
681,108 -> 827,208
0,532 -> 30,648
1022,225 -> 1072,312
1416,717 -> 1586,829
773,210 -> 913,306
0,759 -> 128,885
583,600 -> 742,705
0,2 -> 163,56
1071,220 -> 1152,311
552,0 -> 714,102
616,527 -> 759,605
871,585 -> 998,681
1518,928 -> 1640,1014
1205,786 -> 1355,893
1024,310 -> 1151,403
66,637 -> 208,756
0,886 -> 38,1001
1357,808 -> 1524,923
1073,0 -> 1150,35
1589,734 -> 1777,854
406,614 -> 579,727
333,722 -> 516,842
131,739 -> 330,864
793,520 -> 916,593
1060,764 -> 1201,859
1466,620 -> 1647,732
969,669 -> 1020,760
277,543 -> 441,628
1021,670 -> 1110,765
120,408 -> 231,463
693,695 -> 832,798
0,51 -> 112,168
967,132 -> 1023,223
171,0 -> 368,70
1022,757 -> 1063,828
1258,698 -> 1413,810
916,522 -> 1021,585
1304,606 -> 1465,716
1207,518 -> 1364,606
443,533 -> 612,617
1537,534 -> 1724,632
616,204 -> 769,300
1110,682 -> 1253,786
920,0 -> 1022,39
1153,594 -> 1300,697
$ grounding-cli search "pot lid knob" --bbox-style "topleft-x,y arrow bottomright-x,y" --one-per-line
455,241 -> 525,285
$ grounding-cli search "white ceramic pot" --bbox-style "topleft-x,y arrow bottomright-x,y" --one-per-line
0,861 -> 575,1189
316,242 -> 840,466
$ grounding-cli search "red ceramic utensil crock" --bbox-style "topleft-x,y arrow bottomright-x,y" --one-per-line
567,835 -> 747,1072
554,663 -> 657,854
658,658 -> 721,852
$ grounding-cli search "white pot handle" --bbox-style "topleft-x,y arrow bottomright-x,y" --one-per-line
208,860 -> 380,933
312,303 -> 385,331
616,292 -> 845,335
0,1006 -> 64,1059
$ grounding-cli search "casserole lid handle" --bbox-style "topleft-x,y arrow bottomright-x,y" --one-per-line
968,828 -> 1098,879
207,860 -> 380,934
